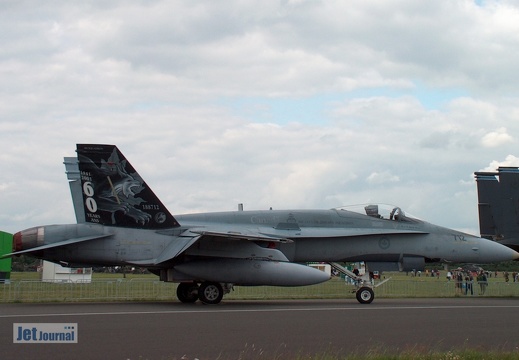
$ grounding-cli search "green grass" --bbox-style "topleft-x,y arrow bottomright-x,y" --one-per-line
3,271 -> 519,303
7,270 -> 515,283
9,271 -> 157,281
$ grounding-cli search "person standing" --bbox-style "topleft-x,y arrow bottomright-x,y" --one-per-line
455,271 -> 463,295
465,273 -> 474,295
477,270 -> 488,295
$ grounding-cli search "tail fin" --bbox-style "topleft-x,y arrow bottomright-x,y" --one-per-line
71,144 -> 179,229
475,167 -> 519,251
64,156 -> 86,223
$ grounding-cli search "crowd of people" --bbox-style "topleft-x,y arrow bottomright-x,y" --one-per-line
447,268 -> 508,295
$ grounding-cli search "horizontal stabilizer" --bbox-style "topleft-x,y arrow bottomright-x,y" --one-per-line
2,234 -> 111,258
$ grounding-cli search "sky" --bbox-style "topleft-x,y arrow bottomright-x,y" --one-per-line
2,0 -> 519,236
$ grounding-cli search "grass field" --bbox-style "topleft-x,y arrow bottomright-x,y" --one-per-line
2,271 -> 519,303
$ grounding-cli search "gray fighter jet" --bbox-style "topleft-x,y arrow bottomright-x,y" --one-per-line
475,167 -> 519,251
4,144 -> 519,304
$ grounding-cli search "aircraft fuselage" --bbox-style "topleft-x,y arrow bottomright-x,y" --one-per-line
16,208 -> 515,270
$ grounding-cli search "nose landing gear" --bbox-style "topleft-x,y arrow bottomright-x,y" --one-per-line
328,262 -> 388,304
355,286 -> 375,304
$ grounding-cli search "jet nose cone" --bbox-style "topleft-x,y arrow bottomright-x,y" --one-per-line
500,245 -> 519,261
479,238 -> 519,262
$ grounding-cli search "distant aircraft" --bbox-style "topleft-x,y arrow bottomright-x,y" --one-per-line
475,167 -> 519,251
4,144 -> 518,304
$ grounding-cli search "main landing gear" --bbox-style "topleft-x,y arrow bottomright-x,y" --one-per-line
176,281 -> 231,305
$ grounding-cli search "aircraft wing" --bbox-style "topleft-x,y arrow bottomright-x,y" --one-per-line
168,226 -> 427,264
2,234 -> 112,258
188,226 -> 427,240
264,227 -> 429,238
189,229 -> 294,243
128,235 -> 202,266
117,226 -> 429,267
129,229 -> 293,266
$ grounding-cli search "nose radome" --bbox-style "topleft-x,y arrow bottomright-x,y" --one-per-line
499,243 -> 519,261
482,238 -> 519,262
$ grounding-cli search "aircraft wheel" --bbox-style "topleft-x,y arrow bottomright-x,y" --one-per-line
176,282 -> 199,303
356,286 -> 374,304
198,281 -> 224,305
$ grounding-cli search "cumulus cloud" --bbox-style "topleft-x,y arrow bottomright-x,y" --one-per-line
366,171 -> 400,184
480,155 -> 519,172
481,127 -> 514,147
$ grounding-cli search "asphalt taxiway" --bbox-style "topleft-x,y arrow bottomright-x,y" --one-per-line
1,298 -> 519,359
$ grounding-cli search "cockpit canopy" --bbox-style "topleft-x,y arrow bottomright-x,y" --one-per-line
334,204 -> 421,223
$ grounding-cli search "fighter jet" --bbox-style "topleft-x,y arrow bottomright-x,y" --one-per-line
4,144 -> 518,304
475,167 -> 519,251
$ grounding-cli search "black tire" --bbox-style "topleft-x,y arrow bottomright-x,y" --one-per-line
176,282 -> 199,303
356,286 -> 374,304
198,282 -> 224,305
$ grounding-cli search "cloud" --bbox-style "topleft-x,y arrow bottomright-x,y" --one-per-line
419,131 -> 454,149
366,171 -> 400,184
481,127 -> 514,147
480,155 -> 519,172
2,0 -> 519,237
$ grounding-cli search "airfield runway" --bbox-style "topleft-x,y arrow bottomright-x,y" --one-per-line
1,298 -> 519,359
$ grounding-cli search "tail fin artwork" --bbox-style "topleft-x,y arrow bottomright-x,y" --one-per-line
71,144 -> 179,229
475,167 -> 519,251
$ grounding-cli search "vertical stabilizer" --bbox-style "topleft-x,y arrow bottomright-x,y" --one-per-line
75,144 -> 179,229
475,171 -> 499,240
475,167 -> 519,250
64,156 -> 86,223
